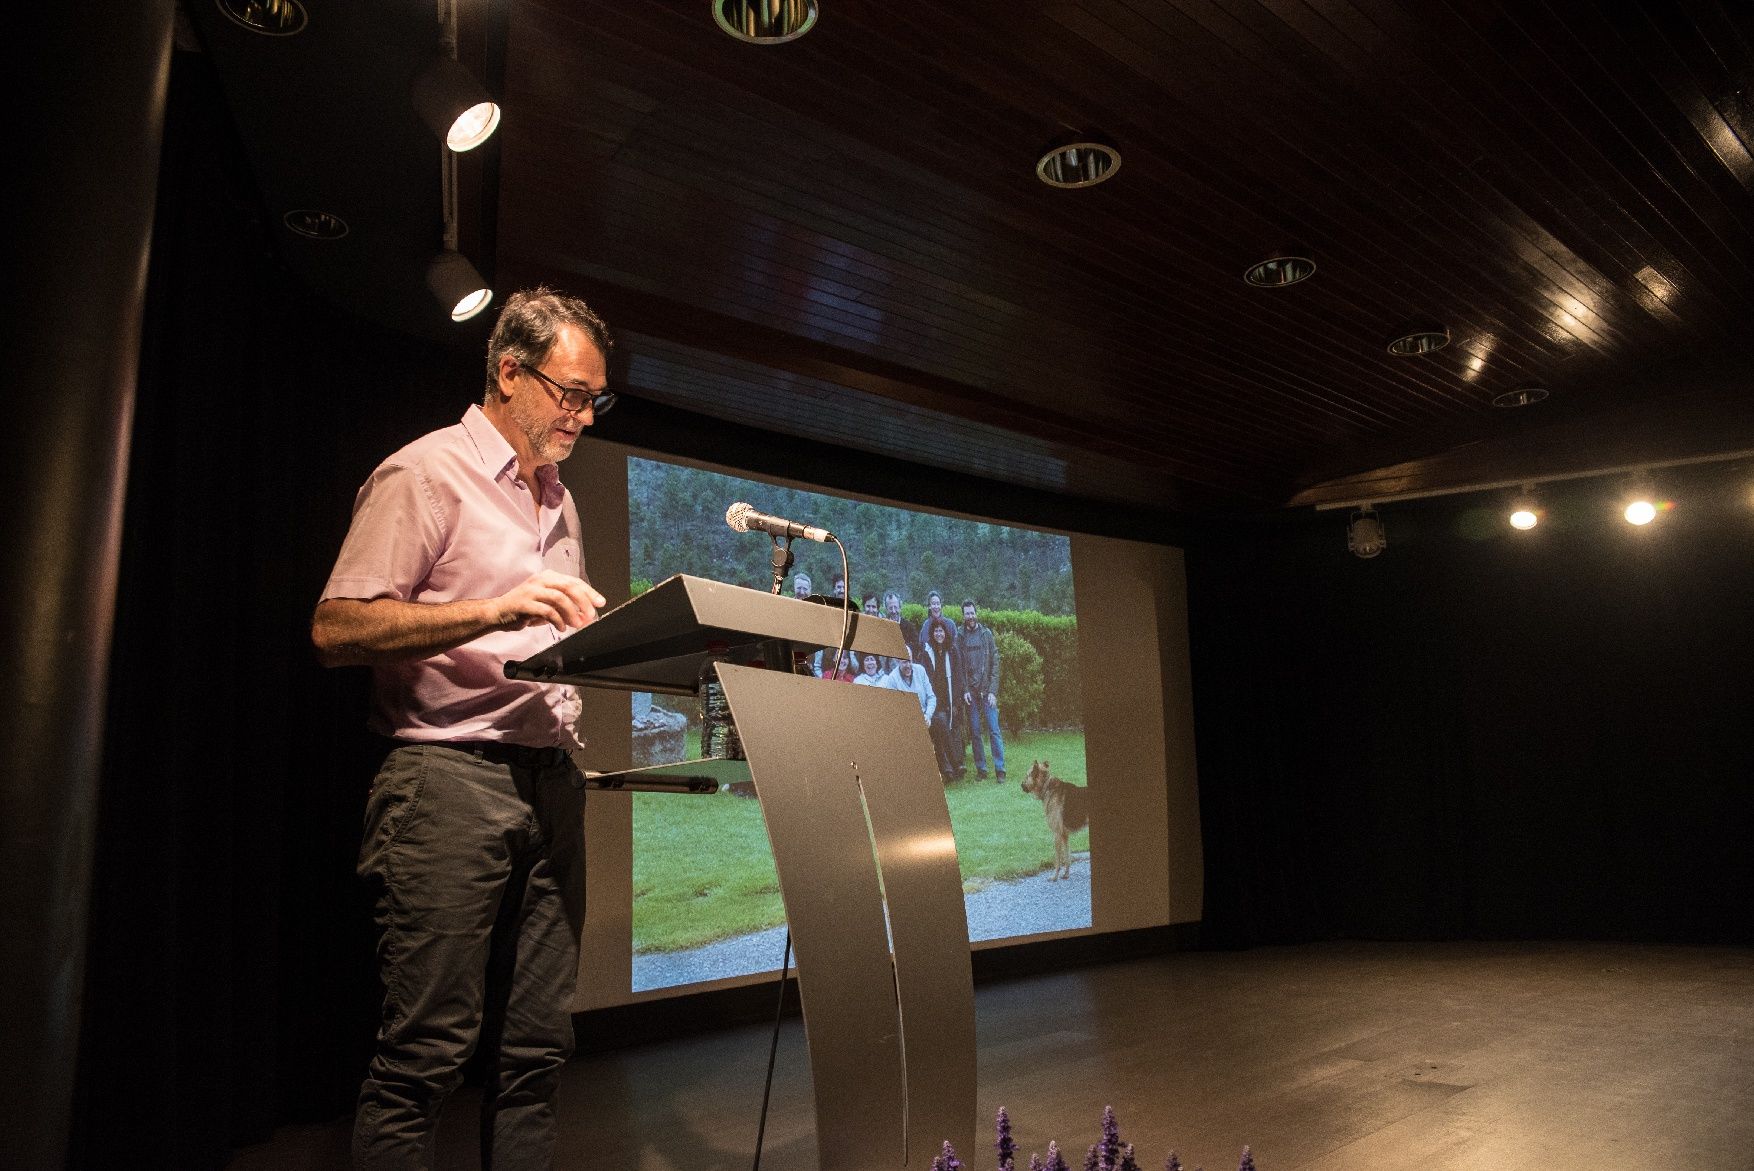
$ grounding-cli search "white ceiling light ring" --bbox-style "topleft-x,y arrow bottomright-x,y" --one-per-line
282,209 -> 349,240
217,0 -> 307,37
1386,325 -> 1450,356
713,0 -> 819,44
1243,255 -> 1316,288
1036,139 -> 1122,189
1493,386 -> 1550,408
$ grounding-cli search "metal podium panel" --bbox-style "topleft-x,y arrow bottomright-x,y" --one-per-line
852,724 -> 978,1170
718,665 -> 976,1171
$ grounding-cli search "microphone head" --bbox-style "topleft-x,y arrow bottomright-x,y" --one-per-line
725,501 -> 755,533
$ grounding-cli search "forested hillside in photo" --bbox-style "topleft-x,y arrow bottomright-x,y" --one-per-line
628,458 -> 1075,614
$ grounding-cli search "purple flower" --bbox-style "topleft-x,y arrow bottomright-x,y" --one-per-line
1164,1154 -> 1183,1171
929,1140 -> 963,1171
1084,1144 -> 1100,1171
996,1106 -> 1016,1171
1029,1155 -> 1046,1171
1119,1143 -> 1139,1171
1099,1106 -> 1122,1171
1046,1140 -> 1071,1171
1236,1146 -> 1256,1171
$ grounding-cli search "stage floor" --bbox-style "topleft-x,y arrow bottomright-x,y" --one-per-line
228,940 -> 1754,1170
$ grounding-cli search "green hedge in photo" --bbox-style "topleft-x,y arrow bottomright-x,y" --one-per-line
905,606 -> 1081,730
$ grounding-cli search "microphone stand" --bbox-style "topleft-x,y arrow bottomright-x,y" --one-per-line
768,535 -> 794,596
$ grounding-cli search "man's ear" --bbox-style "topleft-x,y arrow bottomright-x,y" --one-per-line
491,354 -> 520,401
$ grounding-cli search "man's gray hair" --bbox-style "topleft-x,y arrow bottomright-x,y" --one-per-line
483,286 -> 613,404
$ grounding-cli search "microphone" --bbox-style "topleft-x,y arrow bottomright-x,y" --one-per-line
725,501 -> 834,543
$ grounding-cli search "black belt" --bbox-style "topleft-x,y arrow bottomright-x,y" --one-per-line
398,739 -> 571,770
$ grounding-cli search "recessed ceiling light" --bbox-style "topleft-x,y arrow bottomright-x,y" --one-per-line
1243,256 -> 1315,287
217,0 -> 307,36
1492,386 -> 1550,408
283,210 -> 348,240
1036,140 -> 1122,189
1386,326 -> 1450,356
714,0 -> 818,43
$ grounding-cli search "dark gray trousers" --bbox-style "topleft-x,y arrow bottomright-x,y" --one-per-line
353,744 -> 586,1170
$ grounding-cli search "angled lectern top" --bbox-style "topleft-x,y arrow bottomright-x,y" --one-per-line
504,573 -> 906,694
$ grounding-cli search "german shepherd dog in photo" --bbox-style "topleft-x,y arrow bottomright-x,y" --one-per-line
1021,760 -> 1089,881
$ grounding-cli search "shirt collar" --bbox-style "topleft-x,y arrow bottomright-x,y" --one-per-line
460,404 -> 566,507
461,404 -> 519,480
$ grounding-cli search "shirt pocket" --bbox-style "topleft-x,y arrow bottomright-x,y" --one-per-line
547,535 -> 581,575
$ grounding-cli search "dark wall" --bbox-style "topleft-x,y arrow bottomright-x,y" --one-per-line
1187,474 -> 1754,948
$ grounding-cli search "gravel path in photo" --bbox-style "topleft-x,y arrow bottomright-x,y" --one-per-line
633,853 -> 1091,992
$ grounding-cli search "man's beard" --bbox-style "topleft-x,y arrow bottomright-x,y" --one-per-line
528,420 -> 576,464
513,398 -> 577,464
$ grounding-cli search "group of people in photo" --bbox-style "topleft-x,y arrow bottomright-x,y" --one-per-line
791,572 -> 1006,783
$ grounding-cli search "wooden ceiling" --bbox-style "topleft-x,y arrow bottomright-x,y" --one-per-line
192,0 -> 1754,518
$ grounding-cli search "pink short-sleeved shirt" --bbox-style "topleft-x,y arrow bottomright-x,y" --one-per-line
321,405 -> 585,749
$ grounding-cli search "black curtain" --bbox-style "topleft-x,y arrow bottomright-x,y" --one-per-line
69,51 -> 479,1168
1186,474 -> 1754,948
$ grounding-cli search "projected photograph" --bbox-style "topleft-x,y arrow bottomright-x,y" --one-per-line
627,456 -> 1089,992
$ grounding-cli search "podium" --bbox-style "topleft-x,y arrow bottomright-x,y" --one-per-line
507,575 -> 976,1171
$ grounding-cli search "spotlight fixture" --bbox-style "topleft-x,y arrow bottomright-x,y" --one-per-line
1493,386 -> 1550,408
713,0 -> 818,43
282,209 -> 349,240
1347,506 -> 1387,559
1386,325 -> 1450,356
1243,255 -> 1315,288
427,251 -> 493,322
412,57 -> 501,152
217,0 -> 307,36
1507,484 -> 1540,530
1036,137 -> 1122,189
1624,499 -> 1657,526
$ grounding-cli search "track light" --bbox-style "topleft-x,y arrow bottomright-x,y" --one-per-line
1624,500 -> 1657,526
427,251 -> 492,322
1347,506 -> 1386,558
412,57 -> 500,152
1507,485 -> 1539,530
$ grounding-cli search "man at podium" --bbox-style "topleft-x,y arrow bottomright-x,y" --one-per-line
311,287 -> 612,1169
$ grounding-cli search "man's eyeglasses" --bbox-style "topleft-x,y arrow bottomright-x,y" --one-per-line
519,363 -> 618,416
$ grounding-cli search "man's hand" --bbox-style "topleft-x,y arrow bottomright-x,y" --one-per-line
986,692 -> 997,708
488,569 -> 607,632
313,571 -> 608,667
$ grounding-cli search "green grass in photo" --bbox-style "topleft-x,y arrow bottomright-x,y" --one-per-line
631,729 -> 1089,954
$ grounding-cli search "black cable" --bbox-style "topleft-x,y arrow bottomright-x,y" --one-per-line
750,930 -> 793,1171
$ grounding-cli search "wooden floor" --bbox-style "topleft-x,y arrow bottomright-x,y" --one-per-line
228,941 -> 1754,1171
